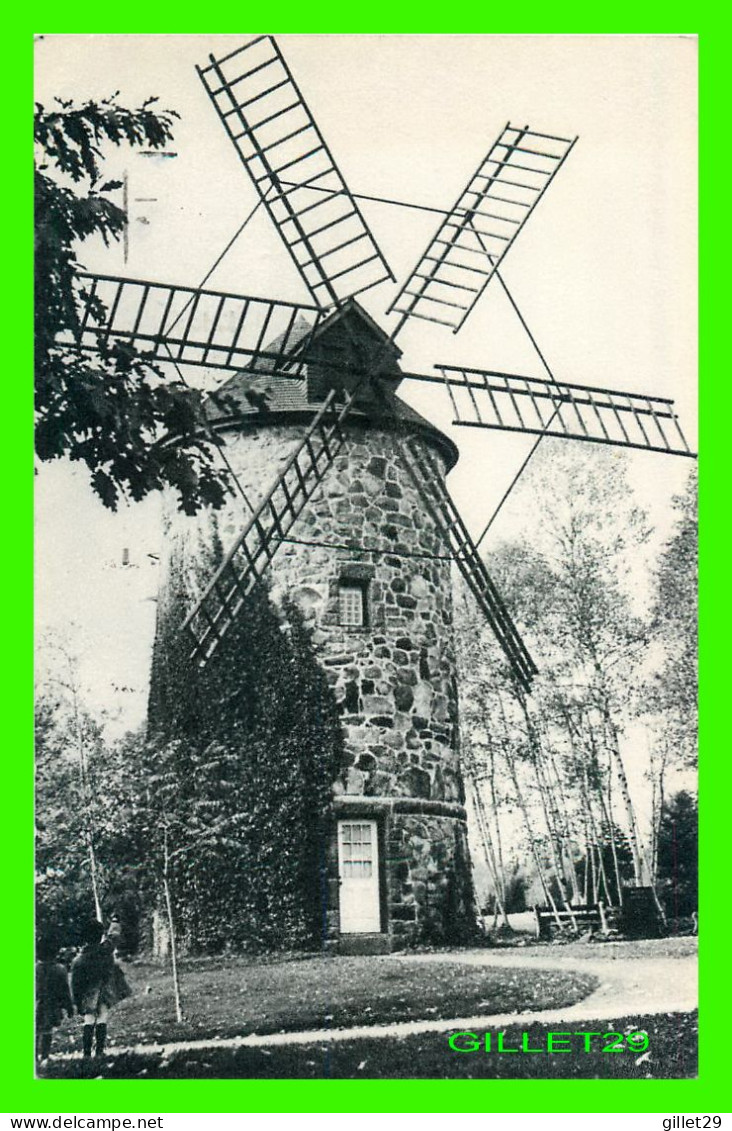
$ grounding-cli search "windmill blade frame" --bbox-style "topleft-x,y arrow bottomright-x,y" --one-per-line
387,123 -> 576,332
72,271 -> 326,376
196,36 -> 395,310
403,365 -> 696,458
397,434 -> 537,691
183,385 -> 359,666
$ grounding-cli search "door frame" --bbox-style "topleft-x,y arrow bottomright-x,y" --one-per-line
336,817 -> 384,934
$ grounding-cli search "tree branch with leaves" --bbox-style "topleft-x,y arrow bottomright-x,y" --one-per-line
35,94 -> 232,513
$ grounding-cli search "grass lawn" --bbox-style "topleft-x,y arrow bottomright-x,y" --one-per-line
41,1011 -> 696,1080
45,952 -> 596,1053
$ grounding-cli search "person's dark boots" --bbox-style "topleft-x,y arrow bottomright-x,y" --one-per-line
82,1024 -> 94,1057
40,1032 -> 52,1060
94,1023 -> 107,1058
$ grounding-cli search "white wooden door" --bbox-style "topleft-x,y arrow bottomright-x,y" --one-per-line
337,820 -> 381,933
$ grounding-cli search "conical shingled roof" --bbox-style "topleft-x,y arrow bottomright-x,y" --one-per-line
205,300 -> 458,470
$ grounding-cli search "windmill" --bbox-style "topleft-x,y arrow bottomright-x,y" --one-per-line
69,36 -> 695,947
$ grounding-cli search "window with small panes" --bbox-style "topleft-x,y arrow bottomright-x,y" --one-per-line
338,579 -> 368,627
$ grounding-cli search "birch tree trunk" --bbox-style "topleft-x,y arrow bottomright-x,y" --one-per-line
499,716 -> 562,930
468,773 -> 508,926
516,695 -> 577,928
463,732 -> 509,927
603,715 -> 646,886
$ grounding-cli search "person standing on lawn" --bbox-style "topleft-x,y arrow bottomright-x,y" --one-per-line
71,918 -> 131,1059
35,934 -> 74,1065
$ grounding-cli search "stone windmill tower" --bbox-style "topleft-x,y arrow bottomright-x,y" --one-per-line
150,302 -> 481,948
76,37 -> 694,950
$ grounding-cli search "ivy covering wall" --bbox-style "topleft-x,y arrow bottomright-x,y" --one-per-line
148,552 -> 345,952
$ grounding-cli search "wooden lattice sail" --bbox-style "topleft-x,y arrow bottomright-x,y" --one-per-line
197,36 -> 394,308
387,123 -> 576,331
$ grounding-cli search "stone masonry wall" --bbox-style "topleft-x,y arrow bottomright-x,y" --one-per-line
155,412 -> 476,943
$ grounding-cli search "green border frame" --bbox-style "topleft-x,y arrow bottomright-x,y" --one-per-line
15,15 -> 716,1115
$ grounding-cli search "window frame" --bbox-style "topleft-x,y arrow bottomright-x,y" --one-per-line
338,577 -> 369,628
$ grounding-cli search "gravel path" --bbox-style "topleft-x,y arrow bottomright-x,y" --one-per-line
59,939 -> 696,1060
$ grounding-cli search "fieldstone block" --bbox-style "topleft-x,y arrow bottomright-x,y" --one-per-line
370,771 -> 394,794
393,684 -> 414,711
391,904 -> 417,921
412,682 -> 433,716
363,695 -> 392,714
344,767 -> 365,794
344,681 -> 359,713
402,766 -> 432,799
367,456 -> 387,478
412,880 -> 427,904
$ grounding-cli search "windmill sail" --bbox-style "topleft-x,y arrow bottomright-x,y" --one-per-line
426,365 -> 695,457
73,272 -> 324,375
388,123 -> 576,331
184,386 -> 358,666
398,435 -> 538,691
197,36 -> 394,309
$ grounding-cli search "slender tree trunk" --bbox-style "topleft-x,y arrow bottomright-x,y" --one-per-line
463,731 -> 509,927
604,717 -> 646,885
648,733 -> 669,885
468,773 -> 508,926
516,695 -> 577,929
495,692 -> 562,927
601,716 -> 665,921
487,749 -> 509,919
539,714 -> 582,903
482,720 -> 510,923
584,765 -> 612,905
599,749 -> 623,905
162,830 -> 183,1024
87,836 -> 103,923
559,704 -> 594,905
591,690 -> 645,886
502,733 -> 562,929
583,716 -> 624,905
562,702 -> 622,907
72,691 -> 103,921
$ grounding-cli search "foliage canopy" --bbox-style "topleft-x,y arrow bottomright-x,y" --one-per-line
34,95 -> 231,513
